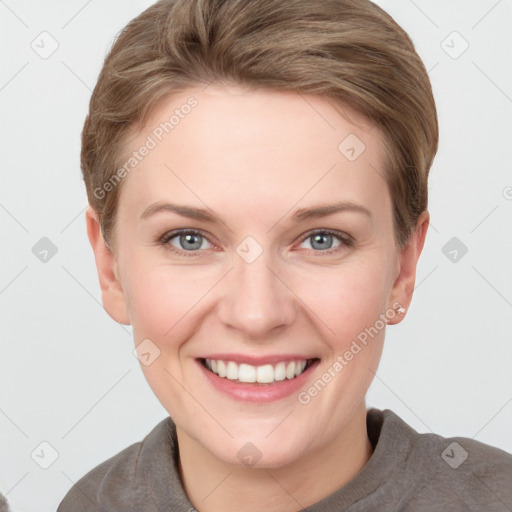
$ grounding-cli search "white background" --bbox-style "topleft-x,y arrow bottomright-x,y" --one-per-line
0,0 -> 511,510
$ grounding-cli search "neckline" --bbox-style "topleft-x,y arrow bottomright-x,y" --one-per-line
140,408 -> 415,510
301,408 -> 414,510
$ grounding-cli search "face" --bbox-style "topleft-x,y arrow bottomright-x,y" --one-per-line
88,85 -> 426,468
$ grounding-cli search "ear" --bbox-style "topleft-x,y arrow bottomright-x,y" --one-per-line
387,210 -> 429,325
85,206 -> 131,325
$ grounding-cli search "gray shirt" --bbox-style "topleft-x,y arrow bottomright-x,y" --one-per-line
57,408 -> 512,511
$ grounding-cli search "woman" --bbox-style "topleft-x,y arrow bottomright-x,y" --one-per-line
58,0 -> 512,510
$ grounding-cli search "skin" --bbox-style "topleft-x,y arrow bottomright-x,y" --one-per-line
87,84 -> 428,512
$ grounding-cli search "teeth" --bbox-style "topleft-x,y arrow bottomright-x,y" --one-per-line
226,361 -> 238,380
203,358 -> 311,384
295,360 -> 306,376
256,364 -> 273,383
239,363 -> 256,383
286,362 -> 296,379
274,362 -> 286,381
217,360 -> 227,378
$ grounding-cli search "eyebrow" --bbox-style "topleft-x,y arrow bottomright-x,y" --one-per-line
292,201 -> 372,222
140,200 -> 372,223
141,202 -> 219,222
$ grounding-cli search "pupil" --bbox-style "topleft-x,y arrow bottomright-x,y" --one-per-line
181,233 -> 201,250
312,233 -> 332,250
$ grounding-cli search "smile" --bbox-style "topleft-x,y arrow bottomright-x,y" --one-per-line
200,358 -> 317,384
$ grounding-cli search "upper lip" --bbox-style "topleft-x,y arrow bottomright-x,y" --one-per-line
198,354 -> 318,366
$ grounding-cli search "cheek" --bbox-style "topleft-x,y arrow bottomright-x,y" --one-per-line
292,258 -> 392,345
125,262 -> 220,342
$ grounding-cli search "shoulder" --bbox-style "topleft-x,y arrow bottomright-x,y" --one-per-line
57,417 -> 174,512
57,442 -> 142,511
380,409 -> 512,511
0,492 -> 10,512
416,429 -> 512,508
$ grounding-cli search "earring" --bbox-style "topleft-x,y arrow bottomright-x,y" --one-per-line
387,304 -> 407,324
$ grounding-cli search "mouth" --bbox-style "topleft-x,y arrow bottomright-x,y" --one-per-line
198,357 -> 320,385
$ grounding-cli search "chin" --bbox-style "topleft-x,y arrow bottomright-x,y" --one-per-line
206,428 -> 312,469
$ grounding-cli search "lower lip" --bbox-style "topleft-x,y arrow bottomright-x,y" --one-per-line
197,359 -> 319,403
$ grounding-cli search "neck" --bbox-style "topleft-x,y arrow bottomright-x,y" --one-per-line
176,402 -> 373,512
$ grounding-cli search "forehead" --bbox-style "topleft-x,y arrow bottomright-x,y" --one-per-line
116,85 -> 390,223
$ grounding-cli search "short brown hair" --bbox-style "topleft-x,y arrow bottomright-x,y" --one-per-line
82,0 -> 438,249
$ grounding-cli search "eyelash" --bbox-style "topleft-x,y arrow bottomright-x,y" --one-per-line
158,228 -> 354,257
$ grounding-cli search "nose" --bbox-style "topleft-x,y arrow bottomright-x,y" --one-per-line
217,250 -> 297,339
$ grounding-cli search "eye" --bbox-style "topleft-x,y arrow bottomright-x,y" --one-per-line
298,230 -> 352,253
158,228 -> 352,257
160,229 -> 213,254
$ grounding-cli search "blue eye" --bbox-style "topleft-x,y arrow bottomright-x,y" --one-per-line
159,228 -> 352,257
299,230 -> 352,253
162,230 -> 213,254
